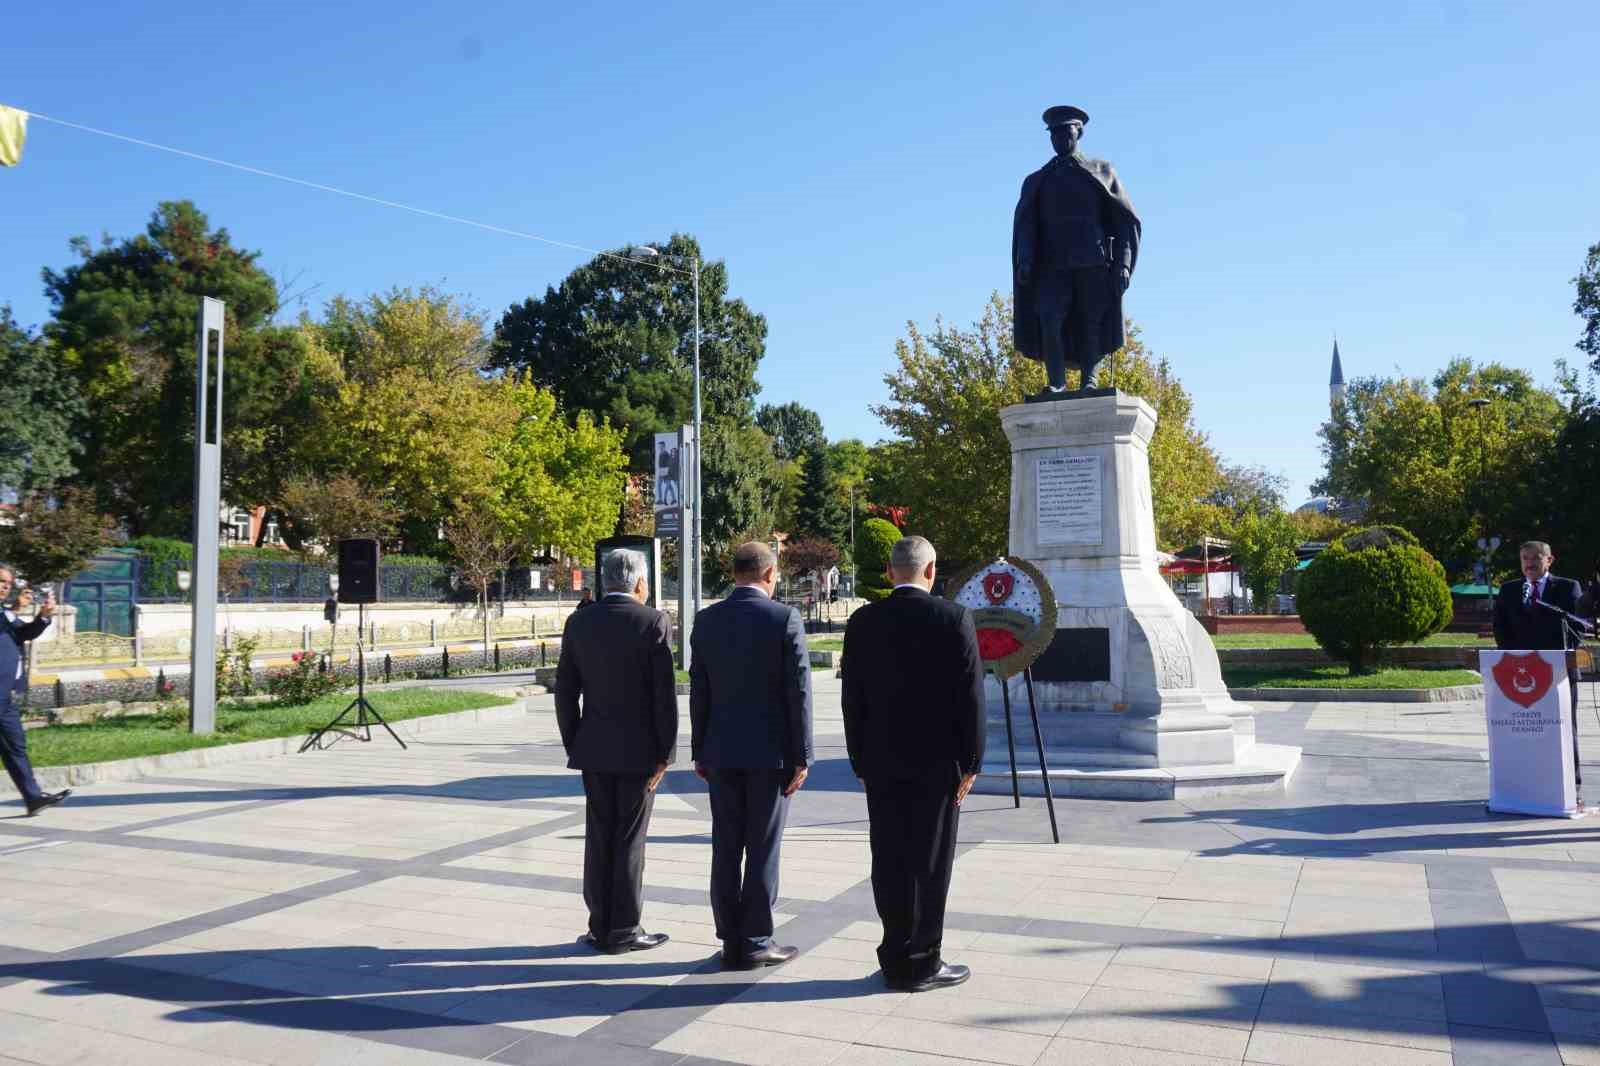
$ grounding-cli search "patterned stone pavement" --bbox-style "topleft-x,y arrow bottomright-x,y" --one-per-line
3,674 -> 1600,1065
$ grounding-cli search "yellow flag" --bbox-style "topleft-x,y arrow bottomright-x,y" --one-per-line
0,106 -> 27,167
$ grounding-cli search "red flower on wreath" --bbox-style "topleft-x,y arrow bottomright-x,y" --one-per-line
976,628 -> 1021,661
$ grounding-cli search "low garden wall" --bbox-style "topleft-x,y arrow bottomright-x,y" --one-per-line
25,638 -> 564,711
1217,646 -> 1479,668
1198,614 -> 1308,635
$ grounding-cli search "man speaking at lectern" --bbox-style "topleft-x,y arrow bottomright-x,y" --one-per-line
1495,541 -> 1585,652
1494,541 -> 1586,713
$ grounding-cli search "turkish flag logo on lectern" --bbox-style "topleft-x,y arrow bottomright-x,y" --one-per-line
1493,652 -> 1555,708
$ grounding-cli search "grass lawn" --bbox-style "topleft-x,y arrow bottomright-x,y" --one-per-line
26,689 -> 515,768
1221,664 -> 1483,689
807,637 -> 844,653
1211,632 -> 1491,649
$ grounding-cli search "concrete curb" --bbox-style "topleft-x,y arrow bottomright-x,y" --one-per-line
29,700 -> 530,792
1229,684 -> 1484,703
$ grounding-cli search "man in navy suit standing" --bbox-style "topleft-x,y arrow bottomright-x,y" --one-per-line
0,566 -> 68,816
690,541 -> 813,969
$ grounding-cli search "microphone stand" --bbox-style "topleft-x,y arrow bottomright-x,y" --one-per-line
1533,599 -> 1597,808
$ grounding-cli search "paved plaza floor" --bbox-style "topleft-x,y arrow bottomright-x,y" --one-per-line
5,674 -> 1600,1065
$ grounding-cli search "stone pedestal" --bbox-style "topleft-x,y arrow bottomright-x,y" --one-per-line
976,393 -> 1298,800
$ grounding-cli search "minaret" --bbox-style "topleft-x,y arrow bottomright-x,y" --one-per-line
1329,339 -> 1346,412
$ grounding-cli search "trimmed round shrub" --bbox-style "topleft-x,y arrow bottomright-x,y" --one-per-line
1297,525 -> 1452,674
855,517 -> 902,602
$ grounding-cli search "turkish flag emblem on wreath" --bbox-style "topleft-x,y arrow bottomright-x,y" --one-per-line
983,572 -> 1014,604
1493,652 -> 1555,709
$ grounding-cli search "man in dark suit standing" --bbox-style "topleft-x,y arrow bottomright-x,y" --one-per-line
842,535 -> 985,992
1495,541 -> 1587,655
0,566 -> 68,816
1494,540 -> 1590,775
555,548 -> 677,954
690,541 -> 812,970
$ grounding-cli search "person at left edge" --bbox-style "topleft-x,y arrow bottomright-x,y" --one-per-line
555,548 -> 677,954
690,541 -> 813,970
0,567 -> 69,816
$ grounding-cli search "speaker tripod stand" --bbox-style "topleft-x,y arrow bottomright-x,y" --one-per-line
299,602 -> 407,753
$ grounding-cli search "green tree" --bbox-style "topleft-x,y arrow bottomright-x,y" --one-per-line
492,234 -> 766,468
827,438 -> 872,563
0,305 -> 84,494
871,294 -> 1221,560
1314,358 -> 1564,576
443,497 -> 519,651
295,288 -> 515,541
854,517 -> 902,601
756,402 -> 826,462
698,420 -> 782,559
1297,525 -> 1452,674
792,447 -> 848,546
42,201 -> 319,534
1574,241 -> 1600,377
1226,508 -> 1301,612
0,487 -> 118,585
1206,464 -> 1288,519
487,375 -> 629,562
276,474 -> 401,554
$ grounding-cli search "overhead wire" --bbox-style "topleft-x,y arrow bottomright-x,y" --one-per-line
15,108 -> 685,274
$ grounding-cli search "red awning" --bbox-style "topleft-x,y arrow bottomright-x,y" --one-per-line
1160,557 -> 1238,574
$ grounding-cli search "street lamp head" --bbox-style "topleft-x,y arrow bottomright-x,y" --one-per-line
1469,397 -> 1491,410
328,574 -> 340,593
176,569 -> 191,593
630,245 -> 660,259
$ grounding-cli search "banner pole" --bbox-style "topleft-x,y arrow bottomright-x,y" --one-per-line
1023,668 -> 1060,844
998,671 -> 1020,808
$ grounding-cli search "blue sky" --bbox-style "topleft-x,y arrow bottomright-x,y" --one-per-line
6,1 -> 1598,505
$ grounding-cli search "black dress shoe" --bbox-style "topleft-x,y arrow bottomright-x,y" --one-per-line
737,944 -> 798,969
606,931 -> 669,954
25,790 -> 70,817
894,963 -> 971,992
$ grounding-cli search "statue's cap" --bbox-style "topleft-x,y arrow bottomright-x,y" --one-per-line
1042,105 -> 1089,128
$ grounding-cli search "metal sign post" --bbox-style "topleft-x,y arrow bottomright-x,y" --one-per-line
652,427 -> 694,667
189,298 -> 225,735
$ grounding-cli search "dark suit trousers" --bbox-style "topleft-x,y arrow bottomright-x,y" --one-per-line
865,764 -> 960,982
0,694 -> 42,806
581,771 -> 655,942
707,768 -> 790,954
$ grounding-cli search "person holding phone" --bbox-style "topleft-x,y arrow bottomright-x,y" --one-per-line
0,566 -> 68,816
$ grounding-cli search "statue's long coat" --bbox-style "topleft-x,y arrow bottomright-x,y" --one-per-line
1012,155 -> 1142,363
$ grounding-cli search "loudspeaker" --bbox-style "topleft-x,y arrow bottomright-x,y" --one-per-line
337,538 -> 380,604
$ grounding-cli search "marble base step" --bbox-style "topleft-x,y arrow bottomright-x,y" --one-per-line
973,742 -> 1300,801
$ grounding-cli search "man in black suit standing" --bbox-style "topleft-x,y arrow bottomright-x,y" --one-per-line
555,548 -> 677,954
1494,540 -> 1591,764
0,566 -> 68,816
1495,541 -> 1588,655
690,541 -> 812,970
842,535 -> 985,992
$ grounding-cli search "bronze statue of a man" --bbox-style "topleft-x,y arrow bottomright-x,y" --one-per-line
1012,106 -> 1140,399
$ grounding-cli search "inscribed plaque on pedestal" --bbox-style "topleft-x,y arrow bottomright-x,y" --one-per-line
1036,454 -> 1102,546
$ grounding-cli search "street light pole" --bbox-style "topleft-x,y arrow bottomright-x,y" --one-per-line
849,482 -> 856,599
691,254 -> 702,623
631,244 -> 704,664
